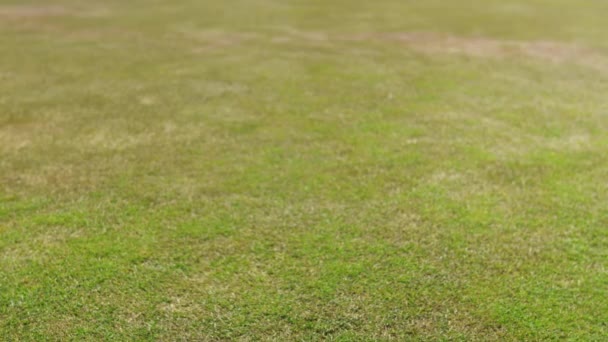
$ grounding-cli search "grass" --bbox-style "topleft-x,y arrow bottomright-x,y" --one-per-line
2,0 -> 608,340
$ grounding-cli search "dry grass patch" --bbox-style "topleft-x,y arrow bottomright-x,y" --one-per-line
269,30 -> 608,71
362,32 -> 608,71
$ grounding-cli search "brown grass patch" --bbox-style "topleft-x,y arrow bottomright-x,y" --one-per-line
344,32 -> 608,71
0,127 -> 32,151
155,27 -> 608,69
265,30 -> 608,71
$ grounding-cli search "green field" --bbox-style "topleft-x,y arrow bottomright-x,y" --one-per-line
2,0 -> 608,340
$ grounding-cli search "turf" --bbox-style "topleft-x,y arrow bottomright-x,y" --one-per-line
2,0 -> 608,340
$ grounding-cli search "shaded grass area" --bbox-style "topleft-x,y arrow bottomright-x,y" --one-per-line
2,0 -> 608,340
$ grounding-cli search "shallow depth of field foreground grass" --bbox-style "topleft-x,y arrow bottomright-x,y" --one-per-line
2,0 -> 608,340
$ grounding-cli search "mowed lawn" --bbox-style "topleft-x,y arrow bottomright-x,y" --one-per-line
2,0 -> 608,340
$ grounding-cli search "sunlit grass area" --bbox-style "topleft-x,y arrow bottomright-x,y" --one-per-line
2,0 -> 608,340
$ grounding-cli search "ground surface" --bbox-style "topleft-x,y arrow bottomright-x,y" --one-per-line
2,0 -> 608,340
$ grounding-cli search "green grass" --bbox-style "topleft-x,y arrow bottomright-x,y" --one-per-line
2,0 -> 608,340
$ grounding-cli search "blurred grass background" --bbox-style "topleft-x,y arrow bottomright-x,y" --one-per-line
2,0 -> 608,340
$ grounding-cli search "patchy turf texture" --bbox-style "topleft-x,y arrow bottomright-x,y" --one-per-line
2,0 -> 608,340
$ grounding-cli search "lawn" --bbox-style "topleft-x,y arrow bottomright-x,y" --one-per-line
2,0 -> 608,340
